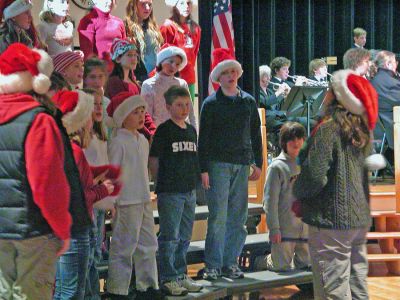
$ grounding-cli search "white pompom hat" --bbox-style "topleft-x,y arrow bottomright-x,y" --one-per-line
165,0 -> 198,6
156,44 -> 188,71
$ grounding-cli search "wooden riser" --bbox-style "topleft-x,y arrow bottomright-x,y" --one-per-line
367,254 -> 400,262
367,232 -> 400,239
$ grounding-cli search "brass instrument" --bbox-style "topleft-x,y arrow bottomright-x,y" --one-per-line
288,74 -> 328,87
269,81 -> 291,96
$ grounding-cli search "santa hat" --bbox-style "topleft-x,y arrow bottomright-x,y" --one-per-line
52,90 -> 94,134
331,69 -> 378,130
53,50 -> 84,74
156,44 -> 187,71
41,0 -> 69,17
0,43 -> 53,95
210,48 -> 243,83
106,91 -> 147,128
111,38 -> 138,61
165,0 -> 198,6
0,0 -> 32,21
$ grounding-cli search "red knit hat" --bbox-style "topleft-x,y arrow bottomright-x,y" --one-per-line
0,43 -> 53,95
52,90 -> 94,134
53,50 -> 84,74
210,48 -> 243,83
331,70 -> 378,130
111,38 -> 138,61
106,91 -> 147,128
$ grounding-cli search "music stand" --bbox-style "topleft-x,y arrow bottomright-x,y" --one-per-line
281,86 -> 327,135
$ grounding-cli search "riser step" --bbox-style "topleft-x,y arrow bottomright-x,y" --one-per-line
371,211 -> 400,217
367,232 -> 400,239
367,254 -> 400,262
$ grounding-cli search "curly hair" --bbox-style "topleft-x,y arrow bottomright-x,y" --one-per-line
270,57 -> 291,76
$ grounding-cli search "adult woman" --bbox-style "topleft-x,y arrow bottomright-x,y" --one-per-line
161,0 -> 201,101
125,0 -> 163,82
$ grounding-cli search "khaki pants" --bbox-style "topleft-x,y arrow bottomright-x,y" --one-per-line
0,235 -> 61,300
308,226 -> 369,300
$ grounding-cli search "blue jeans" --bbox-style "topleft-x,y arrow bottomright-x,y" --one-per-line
204,162 -> 249,269
85,210 -> 105,300
158,190 -> 196,282
54,228 -> 90,300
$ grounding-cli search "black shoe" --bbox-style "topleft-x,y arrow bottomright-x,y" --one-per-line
136,288 -> 165,300
106,293 -> 130,300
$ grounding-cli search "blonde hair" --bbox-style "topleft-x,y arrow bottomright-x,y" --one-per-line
353,27 -> 367,38
308,59 -> 327,76
343,48 -> 370,70
39,10 -> 72,25
81,88 -> 107,142
374,50 -> 396,68
125,0 -> 163,61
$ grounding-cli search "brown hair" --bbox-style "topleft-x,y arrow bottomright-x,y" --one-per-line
164,85 -> 190,105
343,48 -> 370,70
353,27 -> 367,38
83,57 -> 108,82
170,3 -> 199,34
308,58 -> 327,76
279,121 -> 306,153
270,57 -> 291,76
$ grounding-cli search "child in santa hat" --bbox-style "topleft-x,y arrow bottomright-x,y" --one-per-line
293,70 -> 382,300
52,89 -> 119,300
106,38 -> 156,141
53,50 -> 85,89
106,91 -> 163,300
141,44 -> 196,128
198,48 -> 263,280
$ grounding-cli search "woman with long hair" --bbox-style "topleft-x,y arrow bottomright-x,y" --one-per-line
125,0 -> 163,81
293,70 -> 379,299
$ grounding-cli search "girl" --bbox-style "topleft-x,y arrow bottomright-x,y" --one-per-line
125,0 -> 163,81
161,0 -> 201,101
141,44 -> 196,128
38,0 -> 74,56
106,38 -> 156,141
52,90 -> 117,300
293,70 -> 379,300
53,50 -> 85,89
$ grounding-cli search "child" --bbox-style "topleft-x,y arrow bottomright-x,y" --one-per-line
106,38 -> 156,141
259,121 -> 310,272
293,70 -> 378,299
38,0 -> 74,56
161,0 -> 201,101
308,58 -> 328,83
149,86 -> 202,296
106,91 -> 162,300
141,44 -> 196,128
52,90 -> 116,300
198,48 -> 263,280
53,50 -> 85,89
353,27 -> 367,48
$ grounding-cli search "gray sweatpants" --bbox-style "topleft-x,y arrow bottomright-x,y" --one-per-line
308,226 -> 369,300
107,202 -> 159,295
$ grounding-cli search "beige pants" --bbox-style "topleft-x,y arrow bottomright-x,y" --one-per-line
308,226 -> 369,300
0,235 -> 61,300
107,202 -> 158,295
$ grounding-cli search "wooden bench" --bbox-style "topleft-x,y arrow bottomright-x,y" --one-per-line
166,281 -> 227,300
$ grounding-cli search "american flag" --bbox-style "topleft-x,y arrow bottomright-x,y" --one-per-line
208,0 -> 235,94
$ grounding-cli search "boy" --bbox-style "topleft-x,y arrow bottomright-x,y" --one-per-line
260,122 -> 310,272
352,27 -> 367,49
308,58 -> 328,83
106,91 -> 162,300
149,86 -> 202,296
198,48 -> 263,280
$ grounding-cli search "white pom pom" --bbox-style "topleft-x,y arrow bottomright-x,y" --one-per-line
32,74 -> 51,95
365,154 -> 387,171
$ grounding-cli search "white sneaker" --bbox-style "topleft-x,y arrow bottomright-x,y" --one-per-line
162,279 -> 188,296
180,274 -> 203,292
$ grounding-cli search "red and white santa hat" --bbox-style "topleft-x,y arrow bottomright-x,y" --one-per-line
53,50 -> 84,74
52,90 -> 94,134
165,0 -> 198,6
0,43 -> 53,95
0,0 -> 32,21
331,69 -> 378,130
106,91 -> 147,128
156,43 -> 187,71
210,48 -> 243,83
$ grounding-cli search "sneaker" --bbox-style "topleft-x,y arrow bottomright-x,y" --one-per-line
222,265 -> 244,279
180,274 -> 203,292
136,287 -> 166,300
161,280 -> 188,296
203,267 -> 219,281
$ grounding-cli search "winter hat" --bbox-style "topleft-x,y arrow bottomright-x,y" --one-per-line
41,0 -> 69,17
53,50 -> 84,74
331,69 -> 378,130
0,0 -> 32,21
210,48 -> 243,83
0,43 -> 53,95
111,38 -> 138,61
106,91 -> 147,128
156,44 -> 187,71
52,90 -> 94,134
165,0 -> 198,6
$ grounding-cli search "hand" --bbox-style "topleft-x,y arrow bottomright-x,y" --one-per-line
270,233 -> 282,244
201,172 -> 210,189
57,238 -> 70,257
295,76 -> 308,86
248,165 -> 261,181
275,83 -> 289,97
102,179 -> 115,195
93,170 -> 108,185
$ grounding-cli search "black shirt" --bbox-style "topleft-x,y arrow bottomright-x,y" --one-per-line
150,119 -> 199,193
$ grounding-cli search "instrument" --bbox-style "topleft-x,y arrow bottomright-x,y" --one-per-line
270,81 -> 291,97
288,75 -> 328,87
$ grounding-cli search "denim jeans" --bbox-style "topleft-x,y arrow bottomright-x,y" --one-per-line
204,162 -> 249,269
85,209 -> 105,300
157,190 -> 196,282
54,227 -> 90,300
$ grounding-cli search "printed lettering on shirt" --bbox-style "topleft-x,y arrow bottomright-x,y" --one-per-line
172,141 -> 197,152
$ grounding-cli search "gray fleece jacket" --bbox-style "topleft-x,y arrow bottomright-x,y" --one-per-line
263,151 -> 307,238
